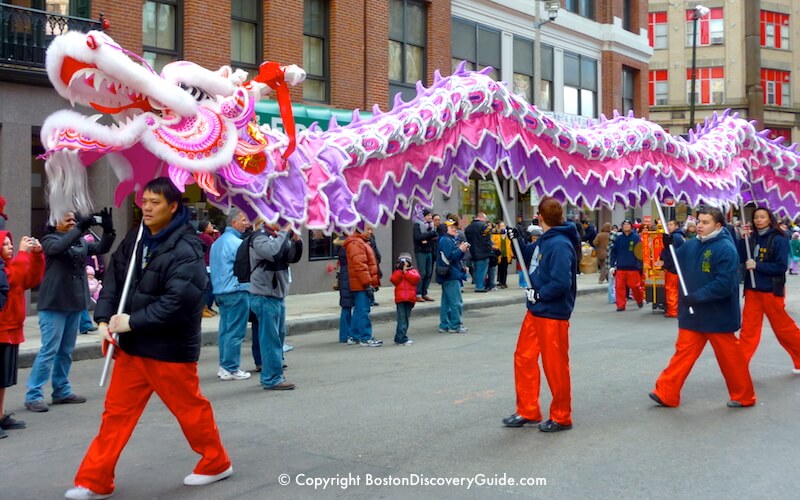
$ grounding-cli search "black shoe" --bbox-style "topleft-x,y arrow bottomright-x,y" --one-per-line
616,308 -> 625,312
648,392 -> 668,407
52,393 -> 87,405
0,413 -> 25,430
502,413 -> 540,427
538,419 -> 572,432
637,302 -> 644,309
726,400 -> 753,408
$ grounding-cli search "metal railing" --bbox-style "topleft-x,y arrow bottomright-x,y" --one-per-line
1,3 -> 102,71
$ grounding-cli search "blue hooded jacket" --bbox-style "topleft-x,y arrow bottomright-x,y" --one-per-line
737,227 -> 788,294
676,228 -> 740,333
609,230 -> 641,270
524,223 -> 579,320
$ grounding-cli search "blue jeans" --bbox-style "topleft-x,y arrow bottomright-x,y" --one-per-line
352,291 -> 373,341
395,302 -> 413,344
251,295 -> 286,387
339,307 -> 353,343
473,258 -> 489,291
26,310 -> 81,403
415,252 -> 433,296
487,265 -> 497,289
216,291 -> 250,372
79,310 -> 94,333
439,280 -> 463,330
204,272 -> 215,308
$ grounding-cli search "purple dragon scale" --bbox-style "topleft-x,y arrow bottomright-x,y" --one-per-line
39,31 -> 800,230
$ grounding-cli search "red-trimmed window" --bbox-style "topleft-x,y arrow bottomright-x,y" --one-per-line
762,69 -> 791,106
767,128 -> 792,144
686,67 -> 724,105
686,7 -> 724,46
649,70 -> 668,106
648,12 -> 667,49
761,11 -> 790,49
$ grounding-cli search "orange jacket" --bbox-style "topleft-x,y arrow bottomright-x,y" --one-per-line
0,232 -> 45,344
344,233 -> 380,291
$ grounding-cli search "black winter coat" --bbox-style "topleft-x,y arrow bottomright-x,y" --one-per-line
95,222 -> 206,363
465,219 -> 493,260
337,245 -> 354,308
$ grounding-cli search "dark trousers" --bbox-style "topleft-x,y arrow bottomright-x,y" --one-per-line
394,302 -> 413,344
497,257 -> 510,286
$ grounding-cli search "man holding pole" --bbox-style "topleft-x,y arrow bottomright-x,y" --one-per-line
649,207 -> 756,408
66,178 -> 231,499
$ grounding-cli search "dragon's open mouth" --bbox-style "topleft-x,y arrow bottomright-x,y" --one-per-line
60,55 -> 153,114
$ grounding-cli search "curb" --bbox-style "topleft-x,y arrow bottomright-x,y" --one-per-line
18,286 -> 606,368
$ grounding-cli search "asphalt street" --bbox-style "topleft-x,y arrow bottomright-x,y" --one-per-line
3,282 -> 800,499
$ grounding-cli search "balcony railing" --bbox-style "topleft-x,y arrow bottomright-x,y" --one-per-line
1,3 -> 102,73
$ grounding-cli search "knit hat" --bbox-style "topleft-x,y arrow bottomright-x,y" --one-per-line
528,224 -> 543,237
422,208 -> 432,216
397,252 -> 412,263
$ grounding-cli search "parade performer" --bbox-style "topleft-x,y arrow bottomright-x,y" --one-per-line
503,197 -> 578,432
649,207 -> 756,408
609,220 -> 644,311
655,219 -> 685,318
66,178 -> 231,499
738,207 -> 800,371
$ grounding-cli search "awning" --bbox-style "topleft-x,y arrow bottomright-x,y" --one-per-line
254,100 -> 372,133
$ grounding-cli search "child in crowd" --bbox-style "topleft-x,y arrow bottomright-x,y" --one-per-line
86,265 -> 103,303
0,230 -> 45,438
790,231 -> 800,275
390,252 -> 421,346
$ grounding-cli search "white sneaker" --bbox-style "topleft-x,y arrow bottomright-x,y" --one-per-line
64,486 -> 113,499
216,367 -> 225,378
792,368 -> 800,375
184,465 -> 233,486
219,369 -> 251,381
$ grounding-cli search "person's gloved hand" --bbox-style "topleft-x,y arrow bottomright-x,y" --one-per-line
76,213 -> 94,232
506,227 -> 518,241
662,233 -> 673,246
99,207 -> 114,234
365,285 -> 375,301
109,313 -> 132,334
525,288 -> 539,304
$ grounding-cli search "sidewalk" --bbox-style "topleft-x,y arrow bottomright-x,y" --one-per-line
18,274 -> 608,368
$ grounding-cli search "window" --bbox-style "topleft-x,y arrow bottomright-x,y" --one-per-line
767,127 -> 792,144
539,45 -> 553,111
563,52 -> 597,118
142,0 -> 181,73
565,0 -> 595,20
761,11 -> 790,49
649,70 -> 668,106
450,19 -> 500,82
304,0 -> 329,102
648,12 -> 668,49
231,0 -> 260,69
622,67 -> 635,115
686,67 -> 724,105
308,230 -> 338,261
622,0 -> 633,32
512,37 -> 533,104
762,69 -> 791,107
389,0 -> 426,104
686,7 -> 724,47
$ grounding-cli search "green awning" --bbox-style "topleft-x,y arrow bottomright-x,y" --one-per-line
254,100 -> 372,133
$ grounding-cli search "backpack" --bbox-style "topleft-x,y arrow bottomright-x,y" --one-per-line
233,232 -> 259,283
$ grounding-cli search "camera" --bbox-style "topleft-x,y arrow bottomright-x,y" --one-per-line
92,214 -> 103,225
396,258 -> 412,270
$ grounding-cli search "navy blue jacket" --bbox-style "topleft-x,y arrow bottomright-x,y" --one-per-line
465,219 -> 493,261
436,233 -> 465,283
609,230 -> 641,270
737,228 -> 788,294
525,224 -> 579,320
676,229 -> 740,333
659,229 -> 685,274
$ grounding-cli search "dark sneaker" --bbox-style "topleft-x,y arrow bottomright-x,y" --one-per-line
538,419 -> 572,432
726,400 -> 754,408
359,339 -> 383,347
263,381 -> 296,391
25,400 -> 49,413
637,302 -> 644,309
52,394 -> 87,405
423,295 -> 434,301
648,392 -> 670,407
0,428 -> 6,439
0,413 -> 26,430
502,413 -> 541,427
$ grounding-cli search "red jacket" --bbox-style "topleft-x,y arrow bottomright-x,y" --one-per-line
0,232 -> 45,344
344,233 -> 380,291
390,268 -> 421,304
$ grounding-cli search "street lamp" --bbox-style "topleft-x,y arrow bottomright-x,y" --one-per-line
688,4 -> 710,131
533,1 -> 560,107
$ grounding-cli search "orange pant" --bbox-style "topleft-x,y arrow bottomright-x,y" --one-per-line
74,351 -> 231,495
740,289 -> 800,368
514,312 -> 571,425
615,269 -> 644,309
653,328 -> 755,407
664,271 -> 679,317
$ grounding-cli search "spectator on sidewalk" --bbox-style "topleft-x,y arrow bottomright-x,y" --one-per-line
413,208 -> 438,303
25,209 -> 114,413
79,234 -> 102,335
465,213 -> 493,292
436,218 -> 470,334
345,228 -> 383,347
593,223 -> 611,284
250,223 -> 303,389
198,221 -> 220,317
0,231 -> 44,438
65,177 -> 232,499
210,209 -> 252,381
390,252 -> 421,346
491,221 -> 513,289
334,236 -> 354,344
